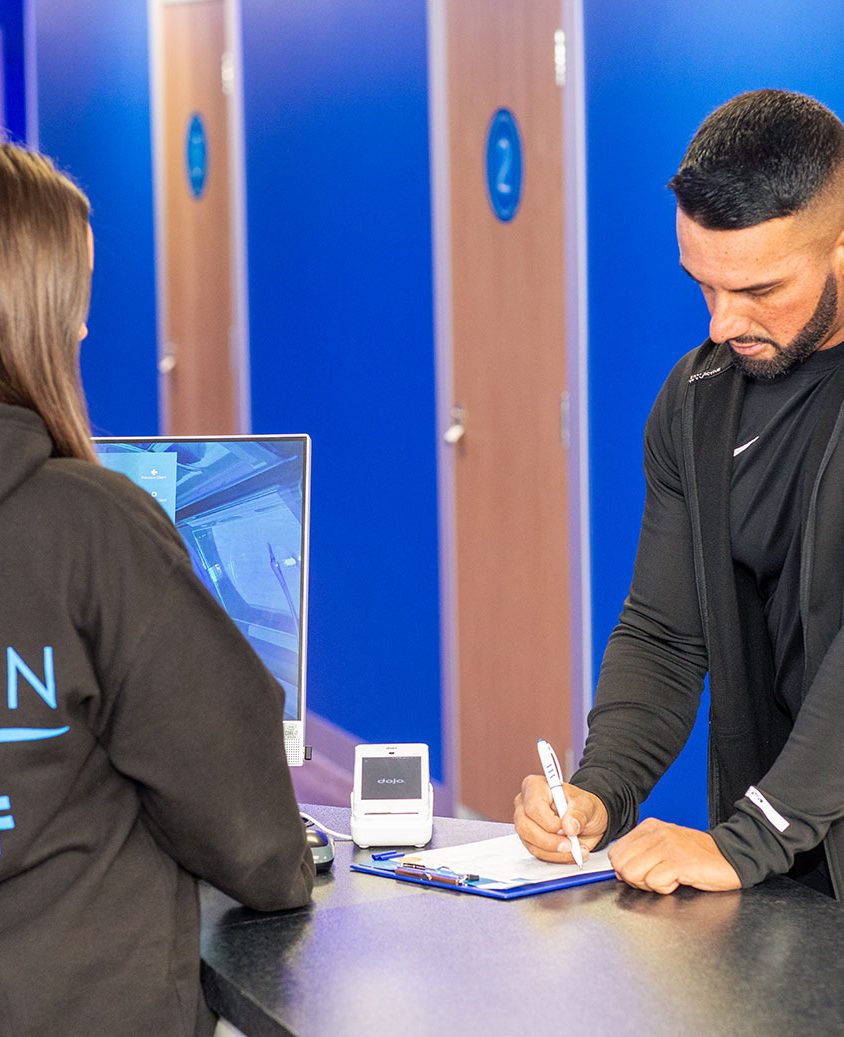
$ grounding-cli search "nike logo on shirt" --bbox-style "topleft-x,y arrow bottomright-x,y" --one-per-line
733,436 -> 760,457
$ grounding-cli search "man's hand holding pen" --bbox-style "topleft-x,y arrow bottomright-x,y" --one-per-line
514,775 -> 609,864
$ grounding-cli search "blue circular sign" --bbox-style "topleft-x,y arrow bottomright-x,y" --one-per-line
185,113 -> 208,200
485,108 -> 523,222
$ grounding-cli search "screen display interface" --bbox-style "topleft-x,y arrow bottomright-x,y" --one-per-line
361,756 -> 423,800
95,438 -> 307,721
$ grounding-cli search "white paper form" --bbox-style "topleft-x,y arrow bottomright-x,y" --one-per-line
398,833 -> 614,889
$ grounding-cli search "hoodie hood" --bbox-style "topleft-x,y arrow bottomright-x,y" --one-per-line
0,404 -> 53,506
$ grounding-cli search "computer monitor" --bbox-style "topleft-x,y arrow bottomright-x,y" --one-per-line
93,434 -> 311,766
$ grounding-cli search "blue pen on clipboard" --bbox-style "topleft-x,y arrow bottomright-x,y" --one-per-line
369,852 -> 479,886
537,738 -> 584,868
395,864 -> 480,887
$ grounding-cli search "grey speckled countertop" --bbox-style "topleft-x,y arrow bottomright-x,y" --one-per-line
200,805 -> 844,1037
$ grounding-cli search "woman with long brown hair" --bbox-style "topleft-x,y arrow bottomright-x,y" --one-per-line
0,145 -> 312,1035
0,146 -> 95,459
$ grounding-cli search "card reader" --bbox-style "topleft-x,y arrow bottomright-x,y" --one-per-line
350,742 -> 434,848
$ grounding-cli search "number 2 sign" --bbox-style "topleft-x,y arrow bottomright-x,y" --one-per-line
485,108 -> 523,222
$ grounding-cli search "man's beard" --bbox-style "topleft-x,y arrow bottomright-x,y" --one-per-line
727,274 -> 839,380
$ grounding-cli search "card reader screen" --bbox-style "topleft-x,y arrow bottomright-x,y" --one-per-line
361,756 -> 422,800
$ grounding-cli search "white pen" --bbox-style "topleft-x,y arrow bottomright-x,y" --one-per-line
537,738 -> 583,868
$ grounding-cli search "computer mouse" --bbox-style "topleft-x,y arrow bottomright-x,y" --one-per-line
305,825 -> 335,872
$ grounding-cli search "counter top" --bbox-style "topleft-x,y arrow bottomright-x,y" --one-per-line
201,806 -> 844,1036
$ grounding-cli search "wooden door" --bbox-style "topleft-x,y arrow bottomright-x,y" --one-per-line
436,0 -> 572,820
158,0 -> 239,434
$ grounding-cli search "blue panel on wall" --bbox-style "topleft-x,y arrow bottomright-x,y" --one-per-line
241,2 -> 441,777
584,0 -> 844,828
33,0 -> 158,437
185,112 -> 208,200
0,0 -> 26,141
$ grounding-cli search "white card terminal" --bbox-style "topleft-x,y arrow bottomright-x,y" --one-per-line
350,742 -> 434,848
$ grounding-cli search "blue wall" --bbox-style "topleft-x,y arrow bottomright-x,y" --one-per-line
584,0 -> 844,827
241,1 -> 442,777
33,0 -> 159,437
0,0 -> 25,141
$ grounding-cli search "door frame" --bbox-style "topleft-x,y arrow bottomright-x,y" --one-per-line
148,0 -> 251,434
427,0 -> 592,811
0,30 -> 6,136
24,0 -> 37,146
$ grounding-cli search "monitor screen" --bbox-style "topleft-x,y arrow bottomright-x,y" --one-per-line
94,435 -> 310,765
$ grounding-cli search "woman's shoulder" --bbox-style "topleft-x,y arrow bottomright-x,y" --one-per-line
38,457 -> 188,561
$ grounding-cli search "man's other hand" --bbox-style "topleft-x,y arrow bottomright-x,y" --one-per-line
609,818 -> 741,894
514,774 -> 608,863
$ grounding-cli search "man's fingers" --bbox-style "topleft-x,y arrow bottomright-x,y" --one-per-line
610,844 -> 680,893
515,812 -> 566,855
640,862 -> 681,895
515,774 -> 610,863
609,818 -> 741,895
559,802 -> 590,838
608,819 -> 670,882
515,775 -> 588,862
517,826 -> 587,865
520,837 -> 579,864
565,786 -> 610,841
516,774 -> 564,829
514,783 -> 566,859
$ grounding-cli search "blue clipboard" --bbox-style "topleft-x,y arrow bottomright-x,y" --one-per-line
350,856 -> 616,901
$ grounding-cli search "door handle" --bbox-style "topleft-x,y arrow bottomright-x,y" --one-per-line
444,405 -> 465,445
158,350 -> 177,375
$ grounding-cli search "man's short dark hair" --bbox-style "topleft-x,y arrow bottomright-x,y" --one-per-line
668,89 -> 844,230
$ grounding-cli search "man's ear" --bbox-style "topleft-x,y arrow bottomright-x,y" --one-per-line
831,237 -> 844,292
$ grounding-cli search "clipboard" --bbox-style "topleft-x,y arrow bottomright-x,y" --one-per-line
350,832 -> 616,900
